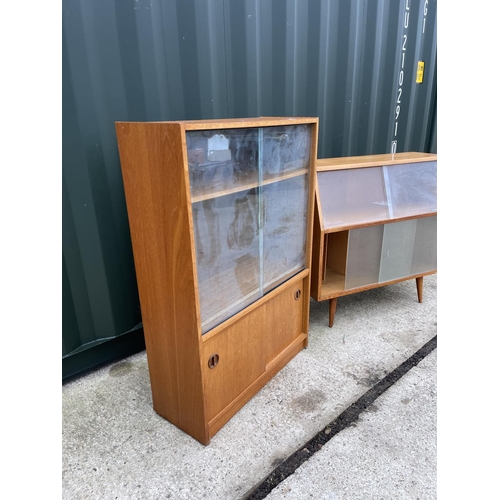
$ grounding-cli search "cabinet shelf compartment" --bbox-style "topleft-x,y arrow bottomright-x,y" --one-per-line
188,124 -> 311,202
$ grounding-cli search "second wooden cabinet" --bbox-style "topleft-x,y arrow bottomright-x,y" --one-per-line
116,117 -> 318,444
311,152 -> 437,327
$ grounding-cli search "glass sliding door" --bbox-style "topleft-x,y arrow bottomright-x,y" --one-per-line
187,125 -> 312,334
261,124 -> 311,292
261,175 -> 309,292
191,190 -> 261,333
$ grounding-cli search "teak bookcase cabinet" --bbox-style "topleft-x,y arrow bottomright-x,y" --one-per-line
115,117 -> 318,444
311,152 -> 437,327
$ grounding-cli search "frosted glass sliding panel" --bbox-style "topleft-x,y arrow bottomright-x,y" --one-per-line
410,215 -> 437,275
345,225 -> 384,290
186,128 -> 259,199
262,125 -> 311,179
192,189 -> 261,333
317,168 -> 389,230
378,220 -> 417,283
262,175 -> 309,292
384,161 -> 437,218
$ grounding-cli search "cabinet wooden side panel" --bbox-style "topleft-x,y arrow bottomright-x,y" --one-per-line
115,122 -> 208,444
301,121 -> 317,346
310,197 -> 323,301
327,231 -> 349,275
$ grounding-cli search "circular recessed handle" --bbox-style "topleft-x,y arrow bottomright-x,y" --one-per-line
208,353 -> 219,369
294,289 -> 302,300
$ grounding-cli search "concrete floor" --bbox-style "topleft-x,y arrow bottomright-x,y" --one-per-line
62,275 -> 437,499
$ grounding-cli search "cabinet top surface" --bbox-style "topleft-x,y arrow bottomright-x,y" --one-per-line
317,152 -> 437,171
116,116 -> 318,130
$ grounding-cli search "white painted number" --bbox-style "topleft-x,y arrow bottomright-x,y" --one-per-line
423,0 -> 429,33
392,1 -> 410,152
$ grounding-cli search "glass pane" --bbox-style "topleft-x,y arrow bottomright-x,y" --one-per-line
186,128 -> 259,200
345,225 -> 383,290
262,175 -> 309,292
192,189 -> 261,334
188,123 -> 313,332
317,168 -> 389,230
410,215 -> 437,275
384,161 -> 437,218
378,220 -> 417,283
261,125 -> 311,180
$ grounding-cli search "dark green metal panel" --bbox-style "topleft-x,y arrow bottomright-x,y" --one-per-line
223,0 -> 437,157
62,0 -> 437,382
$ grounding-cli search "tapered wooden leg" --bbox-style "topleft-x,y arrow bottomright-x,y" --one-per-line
416,276 -> 423,303
329,298 -> 337,328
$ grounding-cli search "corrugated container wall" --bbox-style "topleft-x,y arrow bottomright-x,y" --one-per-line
62,0 -> 437,381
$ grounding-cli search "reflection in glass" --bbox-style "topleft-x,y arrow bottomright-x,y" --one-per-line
262,125 -> 311,179
192,189 -> 260,333
262,175 -> 309,292
318,168 -> 389,230
384,161 -> 437,218
317,161 -> 437,230
378,220 -> 417,283
345,225 -> 383,290
410,216 -> 437,275
186,128 -> 259,198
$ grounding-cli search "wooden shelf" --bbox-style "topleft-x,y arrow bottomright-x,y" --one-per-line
191,168 -> 308,203
320,269 -> 437,301
323,210 -> 437,233
198,256 -> 261,332
262,168 -> 308,186
320,270 -> 346,297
